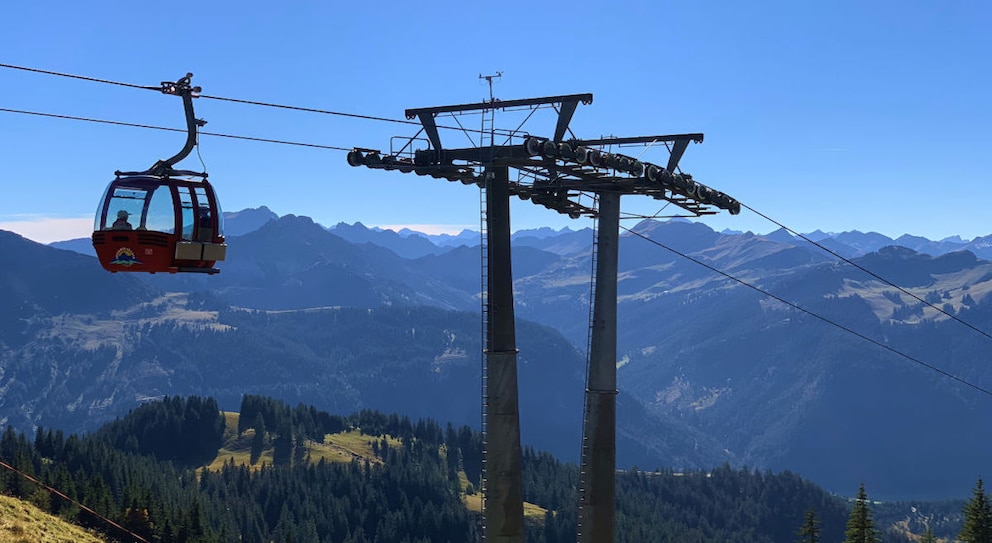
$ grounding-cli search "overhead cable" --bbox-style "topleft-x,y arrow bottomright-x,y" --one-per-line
0,62 -> 157,91
0,107 -> 350,151
198,93 -> 420,126
0,62 -> 485,134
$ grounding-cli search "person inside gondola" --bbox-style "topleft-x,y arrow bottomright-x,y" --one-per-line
196,206 -> 213,241
112,210 -> 133,230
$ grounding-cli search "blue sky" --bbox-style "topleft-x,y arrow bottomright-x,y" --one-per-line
1,1 -> 989,243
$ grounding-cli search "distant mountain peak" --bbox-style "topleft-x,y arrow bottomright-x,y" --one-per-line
225,205 -> 276,219
327,220 -> 447,258
223,206 -> 279,237
245,214 -> 330,241
762,228 -> 796,244
279,214 -> 313,224
629,218 -> 716,236
330,221 -> 372,232
804,229 -> 833,242
895,233 -> 929,243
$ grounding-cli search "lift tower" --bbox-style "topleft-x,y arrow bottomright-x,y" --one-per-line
347,93 -> 740,543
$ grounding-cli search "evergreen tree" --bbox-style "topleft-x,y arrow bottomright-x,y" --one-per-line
920,526 -> 936,543
250,414 -> 266,465
843,483 -> 879,543
272,420 -> 293,466
960,477 -> 992,543
797,507 -> 821,543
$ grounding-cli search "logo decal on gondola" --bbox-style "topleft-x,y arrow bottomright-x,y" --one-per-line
110,247 -> 142,267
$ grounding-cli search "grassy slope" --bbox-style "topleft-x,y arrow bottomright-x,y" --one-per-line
205,412 -> 405,471
840,265 -> 992,323
37,292 -> 230,351
209,412 -> 547,521
0,495 -> 107,543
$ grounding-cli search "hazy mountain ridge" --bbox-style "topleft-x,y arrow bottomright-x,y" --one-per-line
49,206 -> 992,262
0,231 -> 158,344
328,221 -> 450,259
0,230 -> 733,469
16,209 -> 992,499
140,215 -> 479,311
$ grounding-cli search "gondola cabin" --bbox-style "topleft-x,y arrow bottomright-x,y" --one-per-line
92,175 -> 226,274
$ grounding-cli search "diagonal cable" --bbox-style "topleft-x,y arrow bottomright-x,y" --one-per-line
741,203 -> 992,342
621,225 -> 992,399
0,458 -> 151,543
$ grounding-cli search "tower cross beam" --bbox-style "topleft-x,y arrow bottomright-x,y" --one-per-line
404,93 -> 593,119
405,93 -> 593,152
574,133 -> 704,146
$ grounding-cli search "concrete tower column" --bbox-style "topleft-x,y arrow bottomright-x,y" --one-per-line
484,165 -> 526,543
578,191 -> 620,543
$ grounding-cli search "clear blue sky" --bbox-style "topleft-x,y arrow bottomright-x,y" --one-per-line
1,1 -> 989,243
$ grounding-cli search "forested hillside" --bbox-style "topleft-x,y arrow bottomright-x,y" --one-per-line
0,395 -> 916,543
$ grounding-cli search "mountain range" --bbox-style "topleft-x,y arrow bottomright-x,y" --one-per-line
10,208 -> 992,499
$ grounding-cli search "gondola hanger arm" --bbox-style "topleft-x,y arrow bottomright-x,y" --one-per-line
145,73 -> 205,177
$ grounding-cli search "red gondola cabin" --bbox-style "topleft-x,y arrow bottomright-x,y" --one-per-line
92,175 -> 226,274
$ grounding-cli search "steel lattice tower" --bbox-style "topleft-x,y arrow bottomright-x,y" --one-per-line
347,92 -> 740,543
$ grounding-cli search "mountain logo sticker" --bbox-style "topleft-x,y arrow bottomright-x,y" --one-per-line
110,247 -> 142,267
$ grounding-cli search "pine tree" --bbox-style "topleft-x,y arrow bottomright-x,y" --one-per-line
843,483 -> 879,543
960,477 -> 992,543
796,508 -> 821,543
920,526 -> 936,543
250,414 -> 266,465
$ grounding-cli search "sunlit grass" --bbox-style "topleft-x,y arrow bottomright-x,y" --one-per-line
208,412 -> 547,523
205,412 -> 403,472
0,495 -> 107,543
456,470 -> 546,520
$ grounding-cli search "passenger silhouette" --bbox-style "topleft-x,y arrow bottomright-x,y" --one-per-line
112,210 -> 133,230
